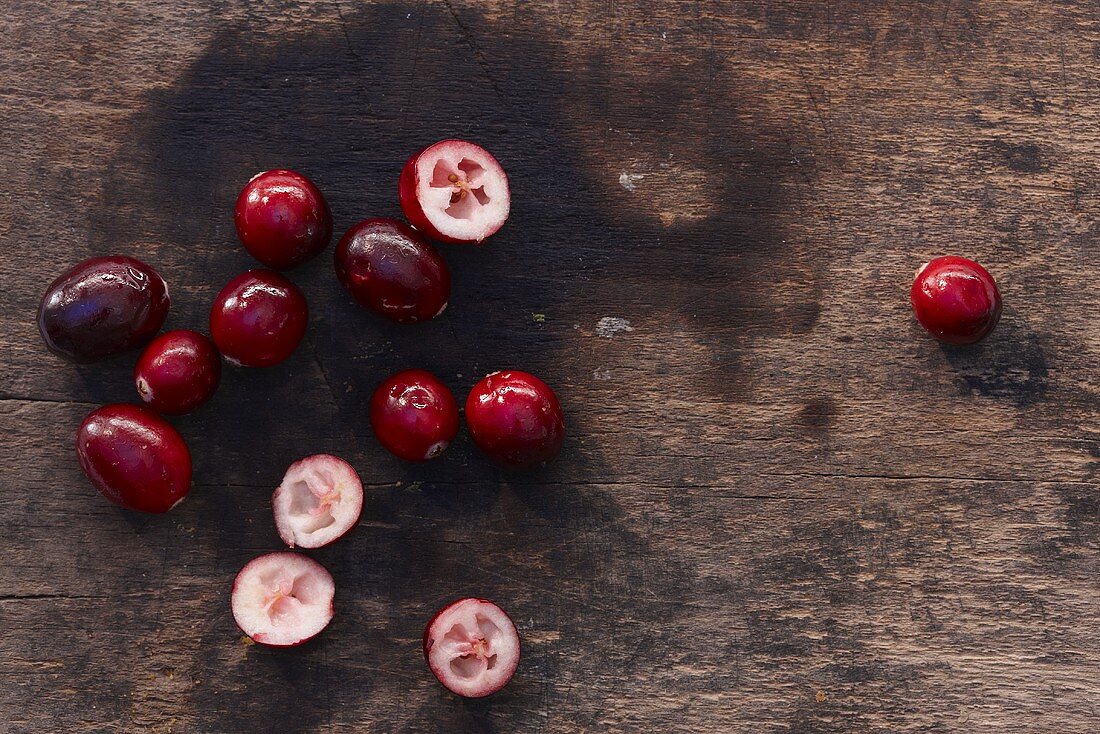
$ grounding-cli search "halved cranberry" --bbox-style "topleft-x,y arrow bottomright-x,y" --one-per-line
465,371 -> 565,469
911,256 -> 1002,345
334,218 -> 451,322
370,369 -> 459,461
234,169 -> 333,270
37,255 -> 170,362
423,598 -> 521,698
232,552 -> 335,647
209,269 -> 308,367
76,404 -> 192,513
134,330 -> 221,415
398,140 -> 511,244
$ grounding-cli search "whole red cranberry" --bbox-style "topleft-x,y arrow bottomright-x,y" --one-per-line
334,218 -> 451,323
465,370 -> 565,469
134,330 -> 221,414
911,256 -> 1002,345
370,369 -> 459,461
234,169 -> 332,270
76,403 -> 192,513
37,255 -> 170,362
209,269 -> 308,367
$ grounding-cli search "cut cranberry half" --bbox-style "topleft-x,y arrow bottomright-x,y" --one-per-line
234,169 -> 333,270
911,256 -> 1002,345
465,370 -> 565,469
398,140 -> 510,244
272,454 -> 363,549
76,403 -> 192,513
209,269 -> 308,367
370,369 -> 459,461
38,255 -> 170,363
134,330 -> 222,415
423,598 -> 521,698
334,218 -> 451,322
231,552 -> 335,647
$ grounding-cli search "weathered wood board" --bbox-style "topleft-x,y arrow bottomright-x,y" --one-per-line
1,1 -> 1097,731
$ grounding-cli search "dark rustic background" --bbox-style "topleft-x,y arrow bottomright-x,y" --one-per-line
1,1 -> 1098,732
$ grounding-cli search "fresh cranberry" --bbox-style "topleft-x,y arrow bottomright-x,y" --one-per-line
209,269 -> 308,367
398,140 -> 511,244
134,330 -> 221,414
334,218 -> 451,322
37,255 -> 170,362
370,369 -> 459,461
232,553 -> 335,647
911,256 -> 1002,345
423,598 -> 521,698
465,371 -> 565,469
76,404 -> 192,513
234,169 -> 333,269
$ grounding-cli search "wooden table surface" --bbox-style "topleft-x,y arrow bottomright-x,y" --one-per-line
2,1 -> 1098,732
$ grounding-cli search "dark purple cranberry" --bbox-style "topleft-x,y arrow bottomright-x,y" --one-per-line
334,218 -> 451,323
37,255 -> 170,362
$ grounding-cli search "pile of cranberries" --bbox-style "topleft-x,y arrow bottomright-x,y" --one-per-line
38,139 -> 550,697
38,133 -> 1007,699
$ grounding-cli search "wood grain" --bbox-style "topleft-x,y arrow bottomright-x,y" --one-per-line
1,1 -> 1097,731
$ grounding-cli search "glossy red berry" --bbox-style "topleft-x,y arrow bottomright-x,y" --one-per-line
134,330 -> 221,415
209,269 -> 308,367
371,369 -> 459,461
334,218 -> 451,322
37,255 -> 170,362
76,404 -> 192,513
234,169 -> 333,269
398,140 -> 511,244
911,256 -> 1002,345
465,371 -> 565,469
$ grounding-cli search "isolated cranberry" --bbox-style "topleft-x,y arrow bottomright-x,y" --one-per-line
399,140 -> 511,244
423,598 -> 521,698
465,371 -> 565,469
370,369 -> 459,461
76,404 -> 192,513
134,330 -> 221,415
209,269 -> 308,367
234,169 -> 333,269
272,454 -> 363,548
334,218 -> 451,322
232,552 -> 335,647
37,255 -> 170,362
911,256 -> 1002,345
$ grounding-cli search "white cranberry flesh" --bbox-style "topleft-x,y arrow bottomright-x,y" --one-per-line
272,454 -> 363,549
423,598 -> 521,697
231,552 -> 335,647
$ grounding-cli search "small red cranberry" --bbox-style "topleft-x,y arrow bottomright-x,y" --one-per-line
911,256 -> 1002,345
76,403 -> 192,513
334,218 -> 451,323
37,255 -> 170,362
209,269 -> 308,367
371,369 -> 459,461
134,330 -> 221,415
234,169 -> 333,269
465,370 -> 565,469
